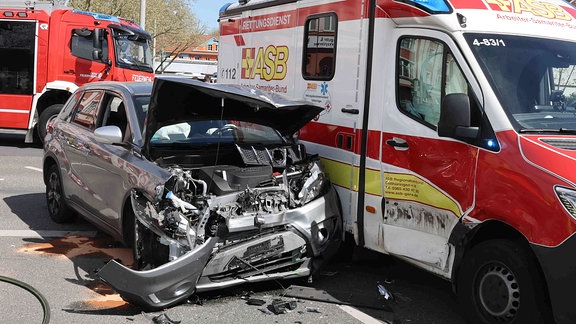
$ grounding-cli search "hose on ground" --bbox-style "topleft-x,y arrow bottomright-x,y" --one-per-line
0,275 -> 50,324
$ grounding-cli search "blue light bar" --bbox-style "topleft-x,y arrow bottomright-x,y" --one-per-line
72,10 -> 121,23
399,0 -> 451,13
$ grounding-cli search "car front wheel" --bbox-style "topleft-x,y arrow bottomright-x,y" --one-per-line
46,164 -> 75,223
457,239 -> 552,324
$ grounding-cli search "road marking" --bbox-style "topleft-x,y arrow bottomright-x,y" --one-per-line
0,230 -> 98,238
25,166 -> 43,172
338,305 -> 383,324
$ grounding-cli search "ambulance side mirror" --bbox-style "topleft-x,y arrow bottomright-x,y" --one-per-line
438,93 -> 479,139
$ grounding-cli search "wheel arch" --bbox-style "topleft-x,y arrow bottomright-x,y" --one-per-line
42,155 -> 59,186
450,220 -> 550,298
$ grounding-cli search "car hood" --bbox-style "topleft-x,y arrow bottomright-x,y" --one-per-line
144,76 -> 323,149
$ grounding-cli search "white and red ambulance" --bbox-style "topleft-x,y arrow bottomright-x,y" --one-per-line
219,0 -> 576,323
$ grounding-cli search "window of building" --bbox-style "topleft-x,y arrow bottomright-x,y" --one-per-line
302,13 -> 337,80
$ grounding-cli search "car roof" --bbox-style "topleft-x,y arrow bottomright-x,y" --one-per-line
79,81 -> 153,96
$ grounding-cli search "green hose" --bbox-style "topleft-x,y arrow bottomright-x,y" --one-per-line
0,275 -> 50,324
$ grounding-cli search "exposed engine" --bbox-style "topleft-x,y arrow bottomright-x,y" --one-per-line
133,143 -> 326,262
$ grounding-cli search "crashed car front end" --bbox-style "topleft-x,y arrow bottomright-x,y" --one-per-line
97,77 -> 342,309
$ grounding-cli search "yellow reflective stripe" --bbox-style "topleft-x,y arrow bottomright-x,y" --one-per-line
384,173 -> 461,217
320,158 -> 461,217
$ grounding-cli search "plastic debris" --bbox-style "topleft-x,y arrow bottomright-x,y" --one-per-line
271,298 -> 297,314
247,298 -> 266,306
305,306 -> 321,313
258,308 -> 274,315
152,313 -> 181,324
377,283 -> 394,301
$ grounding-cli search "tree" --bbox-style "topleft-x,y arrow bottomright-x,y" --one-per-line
66,0 -> 206,72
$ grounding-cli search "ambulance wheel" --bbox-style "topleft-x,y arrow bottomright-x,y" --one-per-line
38,104 -> 63,142
457,239 -> 552,324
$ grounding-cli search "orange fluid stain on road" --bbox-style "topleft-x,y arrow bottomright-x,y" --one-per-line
17,235 -> 133,266
17,235 -> 134,310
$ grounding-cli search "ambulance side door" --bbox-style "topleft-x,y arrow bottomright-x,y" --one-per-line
376,29 -> 483,272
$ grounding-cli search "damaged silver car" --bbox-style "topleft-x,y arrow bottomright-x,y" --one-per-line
42,76 -> 342,309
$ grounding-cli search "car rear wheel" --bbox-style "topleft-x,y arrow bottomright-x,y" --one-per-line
457,239 -> 552,324
46,164 -> 75,223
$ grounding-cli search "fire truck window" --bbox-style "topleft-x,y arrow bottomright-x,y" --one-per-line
397,37 -> 472,128
71,29 -> 108,61
0,21 -> 34,95
303,13 -> 337,80
72,91 -> 104,130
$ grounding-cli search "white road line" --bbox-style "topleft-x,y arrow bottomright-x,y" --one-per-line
338,305 -> 384,324
25,166 -> 43,172
0,230 -> 98,238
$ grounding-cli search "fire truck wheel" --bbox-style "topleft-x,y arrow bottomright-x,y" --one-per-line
457,239 -> 552,324
46,164 -> 76,223
38,104 -> 63,142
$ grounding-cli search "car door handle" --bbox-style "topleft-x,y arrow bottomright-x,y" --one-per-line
386,138 -> 409,149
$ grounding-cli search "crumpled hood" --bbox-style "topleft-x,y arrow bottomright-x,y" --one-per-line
144,76 -> 323,152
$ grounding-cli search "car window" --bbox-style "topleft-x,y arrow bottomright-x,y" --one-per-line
151,120 -> 283,144
71,90 -> 104,130
59,91 -> 83,121
101,94 -> 129,140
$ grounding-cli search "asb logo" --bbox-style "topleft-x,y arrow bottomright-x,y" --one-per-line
486,0 -> 572,20
241,45 -> 289,81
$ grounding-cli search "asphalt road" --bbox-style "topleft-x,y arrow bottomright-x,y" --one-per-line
0,133 -> 467,324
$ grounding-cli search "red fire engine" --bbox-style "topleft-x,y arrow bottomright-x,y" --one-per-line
0,1 -> 154,142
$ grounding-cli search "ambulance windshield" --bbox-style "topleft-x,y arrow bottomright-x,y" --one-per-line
465,33 -> 576,132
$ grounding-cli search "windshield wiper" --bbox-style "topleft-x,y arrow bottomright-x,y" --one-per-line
519,128 -> 576,134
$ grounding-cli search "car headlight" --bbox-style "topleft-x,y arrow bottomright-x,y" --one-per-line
555,186 -> 576,219
298,161 -> 325,205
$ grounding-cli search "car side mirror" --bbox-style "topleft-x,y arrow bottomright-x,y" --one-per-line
438,93 -> 479,139
95,125 -> 123,144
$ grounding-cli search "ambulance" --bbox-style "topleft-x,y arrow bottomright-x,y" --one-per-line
219,0 -> 576,323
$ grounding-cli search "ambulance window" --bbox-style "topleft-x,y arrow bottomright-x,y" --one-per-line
71,90 -> 104,130
303,13 -> 337,80
396,37 -> 469,128
71,29 -> 108,61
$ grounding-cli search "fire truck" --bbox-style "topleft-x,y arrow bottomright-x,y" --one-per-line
219,0 -> 576,323
0,1 -> 154,143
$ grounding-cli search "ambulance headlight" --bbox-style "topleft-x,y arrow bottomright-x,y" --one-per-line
555,186 -> 576,218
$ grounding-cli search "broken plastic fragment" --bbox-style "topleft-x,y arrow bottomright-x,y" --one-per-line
377,283 -> 394,301
305,306 -> 321,313
247,298 -> 266,306
152,313 -> 181,324
271,299 -> 297,314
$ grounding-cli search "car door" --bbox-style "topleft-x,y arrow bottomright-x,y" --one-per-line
80,91 -> 134,231
58,89 -> 105,212
368,30 -> 482,271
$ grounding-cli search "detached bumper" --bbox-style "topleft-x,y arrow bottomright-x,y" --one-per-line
97,237 -> 217,310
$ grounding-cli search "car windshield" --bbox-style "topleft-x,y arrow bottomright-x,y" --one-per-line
113,33 -> 153,73
465,33 -> 576,132
151,120 -> 284,145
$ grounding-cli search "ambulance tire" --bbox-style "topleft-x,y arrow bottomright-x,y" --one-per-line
457,239 -> 552,324
38,104 -> 63,143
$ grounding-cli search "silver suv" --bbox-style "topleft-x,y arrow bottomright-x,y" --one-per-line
42,76 -> 342,309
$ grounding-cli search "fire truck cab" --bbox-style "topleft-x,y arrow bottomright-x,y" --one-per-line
219,0 -> 576,323
0,0 -> 154,142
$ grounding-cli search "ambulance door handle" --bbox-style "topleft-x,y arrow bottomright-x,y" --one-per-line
341,108 -> 359,114
386,138 -> 409,150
